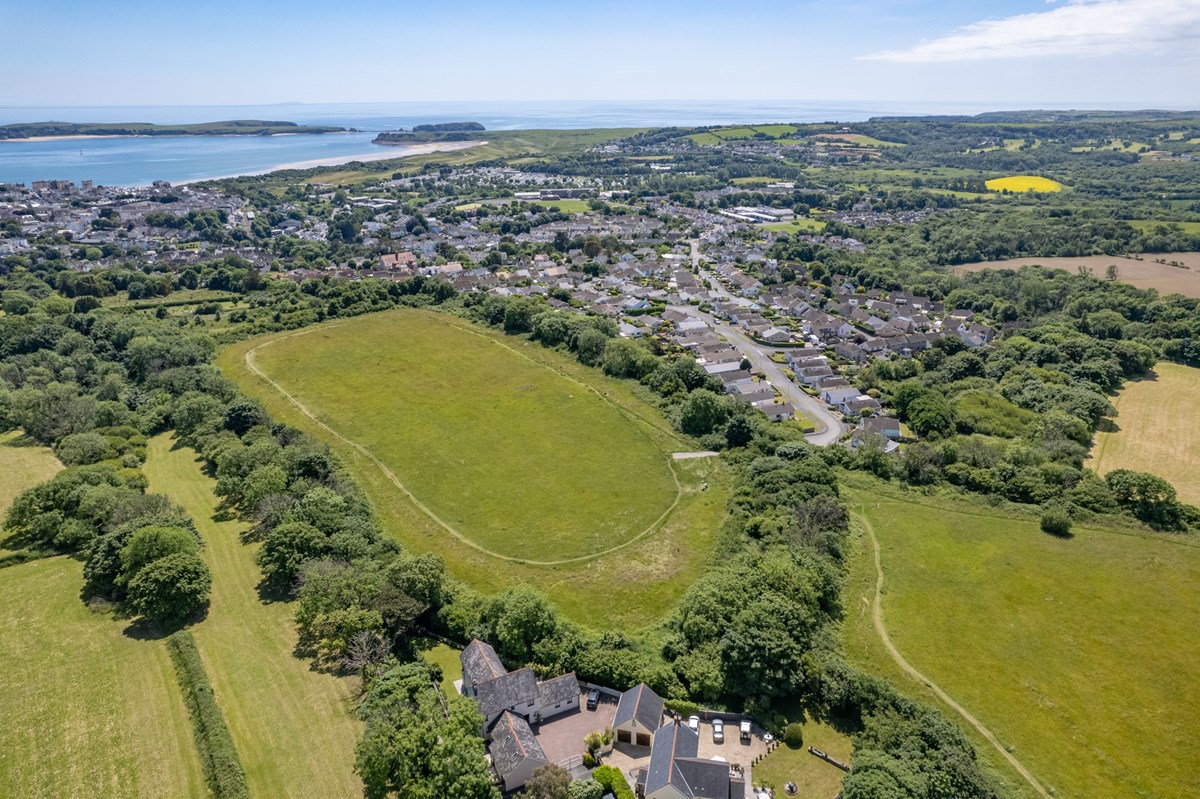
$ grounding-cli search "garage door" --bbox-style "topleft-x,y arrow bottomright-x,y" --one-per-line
617,729 -> 631,744
636,732 -> 651,747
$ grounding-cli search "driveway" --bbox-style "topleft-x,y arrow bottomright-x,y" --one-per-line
534,692 -> 617,766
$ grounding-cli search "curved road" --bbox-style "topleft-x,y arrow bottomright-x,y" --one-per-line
680,240 -> 848,446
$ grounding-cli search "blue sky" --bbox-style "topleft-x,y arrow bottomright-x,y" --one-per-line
3,0 -> 1198,107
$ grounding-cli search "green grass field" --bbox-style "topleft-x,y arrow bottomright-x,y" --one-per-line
218,310 -> 725,630
233,310 -> 677,563
1088,362 -> 1200,505
1125,219 -> 1200,234
842,479 -> 1200,799
0,557 -> 207,799
752,720 -> 852,797
0,430 -> 62,529
529,199 -> 590,213
144,434 -> 363,799
762,217 -> 826,233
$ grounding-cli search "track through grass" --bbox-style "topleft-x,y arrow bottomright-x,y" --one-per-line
843,480 -> 1200,799
145,434 -> 362,799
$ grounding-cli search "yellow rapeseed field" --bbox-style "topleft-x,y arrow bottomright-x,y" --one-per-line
985,175 -> 1063,193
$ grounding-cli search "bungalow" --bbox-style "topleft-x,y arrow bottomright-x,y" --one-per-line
957,322 -> 995,348
758,326 -> 792,343
756,401 -> 795,422
613,683 -> 664,748
821,386 -> 863,407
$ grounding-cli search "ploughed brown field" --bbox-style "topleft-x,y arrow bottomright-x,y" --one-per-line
954,252 -> 1200,298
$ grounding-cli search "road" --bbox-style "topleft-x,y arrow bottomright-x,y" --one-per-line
680,241 -> 848,446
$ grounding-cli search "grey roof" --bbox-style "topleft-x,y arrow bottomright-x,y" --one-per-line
490,711 -> 548,779
537,672 -> 578,708
461,639 -> 506,690
645,722 -> 699,795
477,667 -> 538,719
674,758 -> 734,798
613,683 -> 664,732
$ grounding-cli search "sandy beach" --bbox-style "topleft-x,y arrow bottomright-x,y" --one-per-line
175,140 -> 486,185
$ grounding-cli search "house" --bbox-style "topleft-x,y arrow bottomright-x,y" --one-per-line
756,401 -> 795,422
460,639 -> 579,731
637,719 -> 745,799
490,711 -> 550,792
613,683 -> 664,748
758,326 -> 792,343
957,321 -> 995,348
862,416 -> 901,440
821,386 -> 863,406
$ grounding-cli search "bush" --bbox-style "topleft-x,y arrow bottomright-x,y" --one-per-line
783,722 -> 804,748
592,765 -> 635,799
166,631 -> 249,799
1040,507 -> 1073,537
664,698 -> 702,719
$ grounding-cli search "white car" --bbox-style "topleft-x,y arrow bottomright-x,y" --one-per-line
711,718 -> 724,743
687,715 -> 700,732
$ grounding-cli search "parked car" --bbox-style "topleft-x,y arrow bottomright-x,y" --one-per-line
740,719 -> 752,741
687,715 -> 700,732
586,689 -> 600,710
712,718 -> 724,743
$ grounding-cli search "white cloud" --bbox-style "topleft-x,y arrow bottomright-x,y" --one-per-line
864,0 -> 1200,62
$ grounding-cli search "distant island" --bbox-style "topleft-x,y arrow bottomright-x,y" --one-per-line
373,122 -> 486,145
0,119 -> 348,140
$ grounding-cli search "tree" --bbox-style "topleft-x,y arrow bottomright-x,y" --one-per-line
524,763 -> 571,799
567,780 -> 604,799
725,415 -> 754,448
492,585 -> 559,664
119,525 -> 199,587
678,389 -> 728,436
126,551 -> 211,627
1105,469 -> 1186,530
905,392 -> 956,439
257,521 -> 328,590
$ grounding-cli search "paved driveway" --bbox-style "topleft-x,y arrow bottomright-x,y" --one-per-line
534,692 -> 617,765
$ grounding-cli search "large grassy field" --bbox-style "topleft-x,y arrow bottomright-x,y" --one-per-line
842,479 -> 1200,799
228,310 -> 677,563
0,429 -> 62,517
1088,362 -> 1200,505
144,434 -> 363,799
0,557 -> 207,799
218,310 -> 725,630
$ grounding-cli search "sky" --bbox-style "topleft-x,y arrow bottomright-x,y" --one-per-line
3,0 -> 1199,108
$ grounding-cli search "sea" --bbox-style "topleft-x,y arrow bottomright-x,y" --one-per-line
0,99 -> 1029,187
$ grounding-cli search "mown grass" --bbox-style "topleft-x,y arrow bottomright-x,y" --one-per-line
0,558 -> 206,799
144,434 -> 363,799
233,309 -> 678,563
751,719 -> 852,797
762,217 -> 826,233
985,175 -> 1063,193
1088,362 -> 1200,505
218,311 -> 727,631
0,430 -> 61,537
529,199 -> 591,213
842,478 -> 1200,799
423,642 -> 463,695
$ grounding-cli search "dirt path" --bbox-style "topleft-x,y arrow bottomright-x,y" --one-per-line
241,322 -> 686,567
856,508 -> 1052,799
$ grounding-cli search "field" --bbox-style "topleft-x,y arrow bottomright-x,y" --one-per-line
144,434 -> 363,799
218,310 -> 726,630
0,430 -> 62,525
813,133 -> 904,147
762,217 -> 826,233
751,719 -> 852,797
955,252 -> 1200,298
1126,219 -> 1200,234
842,479 -> 1200,799
0,558 -> 207,799
984,175 -> 1063,193
529,198 -> 590,213
1088,362 -> 1200,505
686,125 -> 799,145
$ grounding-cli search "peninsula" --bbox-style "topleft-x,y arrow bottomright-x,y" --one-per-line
0,119 -> 347,141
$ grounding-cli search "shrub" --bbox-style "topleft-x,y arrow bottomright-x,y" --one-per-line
1040,507 -> 1073,537
783,722 -> 804,748
593,765 -> 635,799
166,631 -> 248,799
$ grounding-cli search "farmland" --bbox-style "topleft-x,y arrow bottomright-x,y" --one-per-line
842,480 -> 1200,799
218,309 -> 724,630
1088,362 -> 1200,505
0,430 -> 62,528
144,434 -> 363,799
955,252 -> 1200,298
984,175 -> 1063,193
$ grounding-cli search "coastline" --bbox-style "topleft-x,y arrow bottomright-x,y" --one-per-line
0,131 -> 344,143
176,140 -> 485,184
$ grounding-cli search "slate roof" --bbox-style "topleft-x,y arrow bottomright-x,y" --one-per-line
644,721 -> 699,795
613,683 -> 664,732
674,758 -> 735,798
537,672 -> 579,708
476,667 -> 538,719
461,639 -> 506,690
490,710 -> 548,780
